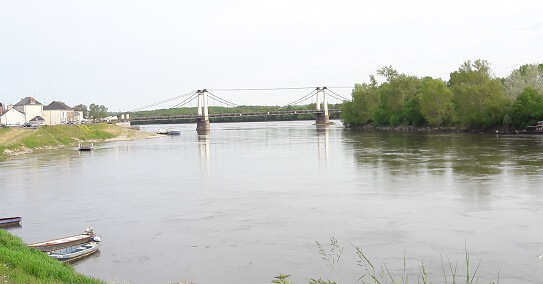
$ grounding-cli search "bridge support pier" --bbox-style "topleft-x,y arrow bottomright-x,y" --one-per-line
315,113 -> 330,125
196,89 -> 211,132
196,118 -> 210,133
315,87 -> 332,125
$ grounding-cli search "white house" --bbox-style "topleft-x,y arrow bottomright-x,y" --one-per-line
0,108 -> 26,126
13,97 -> 44,123
74,110 -> 84,123
43,101 -> 75,125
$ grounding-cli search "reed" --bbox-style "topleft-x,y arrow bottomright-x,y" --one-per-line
273,239 -> 500,284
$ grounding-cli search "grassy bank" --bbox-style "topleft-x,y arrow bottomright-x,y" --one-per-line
0,124 -> 151,159
0,230 -> 103,284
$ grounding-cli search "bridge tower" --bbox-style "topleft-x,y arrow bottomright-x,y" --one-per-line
196,89 -> 210,132
315,87 -> 330,125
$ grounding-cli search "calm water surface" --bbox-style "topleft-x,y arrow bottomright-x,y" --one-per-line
1,121 -> 542,283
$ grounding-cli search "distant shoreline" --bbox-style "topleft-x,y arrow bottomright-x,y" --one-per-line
345,124 -> 521,134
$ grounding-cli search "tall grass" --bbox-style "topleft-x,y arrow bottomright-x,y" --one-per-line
273,239 -> 500,284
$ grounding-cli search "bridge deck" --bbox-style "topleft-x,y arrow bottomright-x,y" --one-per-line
131,109 -> 340,122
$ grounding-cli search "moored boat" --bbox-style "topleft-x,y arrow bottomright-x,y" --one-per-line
78,142 -> 94,151
48,241 -> 100,262
157,127 -> 180,135
28,228 -> 97,252
523,121 -> 543,134
167,128 -> 181,135
0,216 -> 22,227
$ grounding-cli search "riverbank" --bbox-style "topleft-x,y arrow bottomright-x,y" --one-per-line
0,230 -> 103,284
0,124 -> 155,160
345,124 -> 510,133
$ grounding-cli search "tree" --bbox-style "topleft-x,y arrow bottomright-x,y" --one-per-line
74,104 -> 88,118
89,104 -> 109,119
510,87 -> 543,128
449,59 -> 506,128
376,65 -> 399,82
418,77 -> 455,126
504,63 -> 543,100
376,72 -> 422,125
341,82 -> 379,126
403,97 -> 426,126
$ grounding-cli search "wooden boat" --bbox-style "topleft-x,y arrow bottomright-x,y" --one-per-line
28,228 -> 97,252
0,216 -> 22,227
48,241 -> 100,262
78,142 -> 94,151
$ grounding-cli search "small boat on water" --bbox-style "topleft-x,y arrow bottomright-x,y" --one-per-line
157,127 -> 180,135
0,216 -> 22,227
28,227 -> 97,252
167,129 -> 181,135
78,142 -> 94,151
523,121 -> 543,134
48,241 -> 100,262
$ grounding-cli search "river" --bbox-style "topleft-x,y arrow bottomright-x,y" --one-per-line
1,121 -> 542,283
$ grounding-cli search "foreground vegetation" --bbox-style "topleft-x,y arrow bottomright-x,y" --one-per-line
273,238 -> 500,284
341,61 -> 543,131
0,124 -> 146,160
0,230 -> 103,284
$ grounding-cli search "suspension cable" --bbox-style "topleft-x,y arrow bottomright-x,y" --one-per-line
326,92 -> 348,102
285,89 -> 318,106
131,91 -> 197,112
207,87 -> 317,92
325,88 -> 350,101
205,91 -> 239,107
171,93 -> 199,108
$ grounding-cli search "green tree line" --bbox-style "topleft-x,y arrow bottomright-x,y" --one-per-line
341,60 -> 543,130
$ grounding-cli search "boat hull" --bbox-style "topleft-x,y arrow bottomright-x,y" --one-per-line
28,234 -> 95,252
48,242 -> 100,262
0,217 -> 22,227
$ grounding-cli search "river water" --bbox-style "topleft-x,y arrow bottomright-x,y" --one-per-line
1,121 -> 542,283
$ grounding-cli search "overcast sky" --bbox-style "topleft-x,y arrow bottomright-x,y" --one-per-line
1,1 -> 542,111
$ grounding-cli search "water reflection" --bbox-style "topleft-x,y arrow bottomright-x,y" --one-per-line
343,131 -> 543,177
0,224 -> 22,230
198,133 -> 210,171
316,125 -> 329,161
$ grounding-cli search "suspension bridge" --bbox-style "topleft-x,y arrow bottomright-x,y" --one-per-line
127,86 -> 351,131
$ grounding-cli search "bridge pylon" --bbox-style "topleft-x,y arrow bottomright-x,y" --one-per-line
315,87 -> 331,125
196,89 -> 210,132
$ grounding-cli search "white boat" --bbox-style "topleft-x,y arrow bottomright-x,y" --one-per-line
157,127 -> 180,135
48,241 -> 100,262
78,142 -> 94,151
